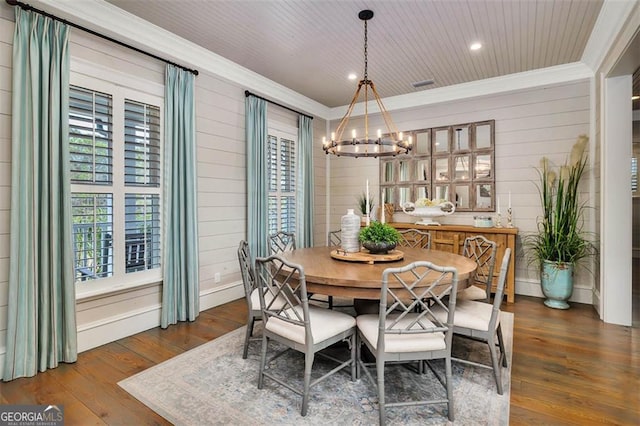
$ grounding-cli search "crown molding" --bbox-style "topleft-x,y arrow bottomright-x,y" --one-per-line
327,62 -> 594,121
581,0 -> 639,72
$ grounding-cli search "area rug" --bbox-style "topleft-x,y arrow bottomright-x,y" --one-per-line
119,312 -> 513,425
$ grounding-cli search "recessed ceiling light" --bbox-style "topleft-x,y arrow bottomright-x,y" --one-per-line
470,42 -> 482,51
348,73 -> 357,80
633,95 -> 640,100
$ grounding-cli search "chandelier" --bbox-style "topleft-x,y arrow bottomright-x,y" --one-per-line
323,10 -> 412,158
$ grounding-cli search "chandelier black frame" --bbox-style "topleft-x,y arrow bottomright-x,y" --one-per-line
323,9 -> 412,158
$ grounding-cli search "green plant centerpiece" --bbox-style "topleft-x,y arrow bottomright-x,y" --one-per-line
522,134 -> 597,309
357,192 -> 375,218
359,221 -> 401,254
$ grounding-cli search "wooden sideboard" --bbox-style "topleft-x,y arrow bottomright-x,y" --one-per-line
389,223 -> 518,303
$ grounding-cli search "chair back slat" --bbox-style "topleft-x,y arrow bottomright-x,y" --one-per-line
328,229 -> 341,247
463,235 -> 497,299
256,254 -> 308,328
489,248 -> 511,327
398,228 -> 431,249
237,240 -> 256,306
380,261 -> 458,343
269,231 -> 297,254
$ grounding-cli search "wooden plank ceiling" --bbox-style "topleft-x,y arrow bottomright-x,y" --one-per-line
105,0 -> 604,108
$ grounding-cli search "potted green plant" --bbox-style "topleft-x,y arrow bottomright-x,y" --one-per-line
359,221 -> 401,254
522,134 -> 598,309
357,192 -> 375,223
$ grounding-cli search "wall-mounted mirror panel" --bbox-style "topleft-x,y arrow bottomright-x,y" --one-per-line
475,183 -> 493,210
415,159 -> 430,181
454,126 -> 470,151
382,161 -> 394,183
454,184 -> 470,209
434,184 -> 450,201
415,130 -> 430,154
415,185 -> 430,200
398,160 -> 411,182
454,155 -> 471,180
398,186 -> 411,208
434,158 -> 449,181
475,123 -> 492,148
379,120 -> 495,213
383,187 -> 394,207
474,153 -> 492,179
433,128 -> 450,154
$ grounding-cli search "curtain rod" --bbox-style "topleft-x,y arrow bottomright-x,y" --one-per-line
245,90 -> 313,120
6,0 -> 199,76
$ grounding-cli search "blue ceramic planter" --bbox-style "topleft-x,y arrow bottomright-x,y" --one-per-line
541,260 -> 574,309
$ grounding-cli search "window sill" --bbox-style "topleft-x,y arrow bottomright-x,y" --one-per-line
76,279 -> 162,302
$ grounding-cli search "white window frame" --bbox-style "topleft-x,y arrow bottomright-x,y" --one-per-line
71,72 -> 164,299
268,124 -> 298,235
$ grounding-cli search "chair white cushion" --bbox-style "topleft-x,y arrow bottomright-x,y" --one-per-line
250,288 -> 288,314
356,313 -> 446,353
266,305 -> 356,345
457,284 -> 488,301
433,300 -> 498,332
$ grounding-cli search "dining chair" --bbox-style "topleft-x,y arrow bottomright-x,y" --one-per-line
397,228 -> 431,249
433,248 -> 511,395
268,230 -> 296,254
255,254 -> 357,417
237,240 -> 290,359
457,235 -> 497,302
323,229 -> 354,310
328,229 -> 341,247
356,261 -> 459,424
237,240 -> 259,359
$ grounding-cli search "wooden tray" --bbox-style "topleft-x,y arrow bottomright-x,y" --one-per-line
330,249 -> 404,264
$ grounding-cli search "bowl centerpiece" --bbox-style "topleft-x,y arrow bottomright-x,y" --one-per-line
402,198 -> 455,225
358,221 -> 401,254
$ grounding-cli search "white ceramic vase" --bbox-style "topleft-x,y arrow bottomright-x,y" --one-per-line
341,209 -> 361,253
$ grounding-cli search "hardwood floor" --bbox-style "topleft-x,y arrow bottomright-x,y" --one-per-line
0,296 -> 637,425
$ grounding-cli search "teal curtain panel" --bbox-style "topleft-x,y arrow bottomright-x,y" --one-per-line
245,96 -> 268,259
4,8 -> 77,381
161,65 -> 200,328
296,115 -> 314,248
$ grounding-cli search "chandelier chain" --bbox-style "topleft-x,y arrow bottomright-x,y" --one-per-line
363,19 -> 368,81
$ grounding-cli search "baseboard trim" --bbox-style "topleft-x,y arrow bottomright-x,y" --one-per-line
75,281 -> 244,352
515,278 -> 593,305
0,281 -> 245,379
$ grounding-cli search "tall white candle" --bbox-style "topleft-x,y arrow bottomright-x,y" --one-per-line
508,191 -> 511,209
366,179 -> 370,226
381,192 -> 386,224
496,196 -> 501,214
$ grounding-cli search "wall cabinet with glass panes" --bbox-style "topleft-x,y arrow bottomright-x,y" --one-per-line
380,120 -> 495,212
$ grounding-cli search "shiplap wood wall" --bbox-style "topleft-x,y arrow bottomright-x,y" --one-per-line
328,80 -> 595,302
0,2 -> 328,369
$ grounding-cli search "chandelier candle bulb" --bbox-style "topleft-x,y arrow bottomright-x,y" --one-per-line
352,129 -> 356,139
377,129 -> 382,139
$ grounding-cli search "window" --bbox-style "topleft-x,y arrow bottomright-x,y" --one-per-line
380,120 -> 495,212
267,128 -> 297,235
69,82 -> 162,293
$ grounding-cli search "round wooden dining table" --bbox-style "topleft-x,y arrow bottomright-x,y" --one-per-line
278,246 -> 477,300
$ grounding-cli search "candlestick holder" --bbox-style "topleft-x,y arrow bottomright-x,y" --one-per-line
495,213 -> 503,228
506,207 -> 514,228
